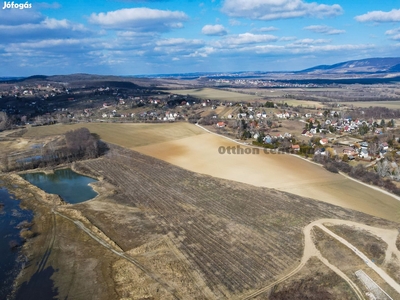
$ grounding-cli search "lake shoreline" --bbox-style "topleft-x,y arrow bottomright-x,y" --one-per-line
0,187 -> 33,300
0,162 -> 104,299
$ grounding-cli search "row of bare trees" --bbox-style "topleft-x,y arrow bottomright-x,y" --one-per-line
3,128 -> 107,172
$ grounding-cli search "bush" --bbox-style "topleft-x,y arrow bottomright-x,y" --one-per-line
351,164 -> 366,179
335,161 -> 352,173
20,229 -> 35,240
324,162 -> 338,173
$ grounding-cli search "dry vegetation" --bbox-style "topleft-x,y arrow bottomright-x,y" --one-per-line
165,88 -> 260,102
4,121 -> 400,299
70,144 -> 396,298
259,257 -> 358,300
325,224 -> 387,265
397,234 -> 400,251
312,227 -> 400,299
339,101 -> 400,109
22,122 -> 205,148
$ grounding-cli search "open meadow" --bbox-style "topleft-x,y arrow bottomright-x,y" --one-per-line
132,125 -> 400,223
227,88 -> 326,108
339,101 -> 400,109
22,122 -> 205,148
164,88 -> 261,102
22,122 -> 400,222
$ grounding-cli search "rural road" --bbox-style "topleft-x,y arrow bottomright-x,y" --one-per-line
242,219 -> 400,300
314,221 -> 400,295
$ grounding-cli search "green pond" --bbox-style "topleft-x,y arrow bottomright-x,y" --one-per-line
20,169 -> 98,204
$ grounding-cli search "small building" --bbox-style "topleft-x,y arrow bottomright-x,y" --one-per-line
320,138 -> 329,145
291,144 -> 300,152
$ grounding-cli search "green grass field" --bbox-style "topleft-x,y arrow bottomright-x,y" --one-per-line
164,88 -> 260,102
23,122 -> 205,148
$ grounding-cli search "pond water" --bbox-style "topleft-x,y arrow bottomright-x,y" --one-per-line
20,169 -> 98,204
0,188 -> 33,300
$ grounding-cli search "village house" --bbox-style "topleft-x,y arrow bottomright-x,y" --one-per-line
343,148 -> 357,156
291,144 -> 300,152
263,134 -> 272,144
216,121 -> 226,128
301,129 -> 313,137
320,138 -> 329,145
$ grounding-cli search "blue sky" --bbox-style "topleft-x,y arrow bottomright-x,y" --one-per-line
1,0 -> 400,76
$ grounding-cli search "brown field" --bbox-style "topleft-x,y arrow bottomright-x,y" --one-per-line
164,88 -> 261,102
134,128 -> 400,223
325,225 -> 388,266
5,124 -> 400,299
22,122 -> 205,148
277,99 -> 324,108
22,122 -> 400,222
260,257 -> 357,300
339,101 -> 400,109
72,145 -> 398,298
312,227 -> 400,299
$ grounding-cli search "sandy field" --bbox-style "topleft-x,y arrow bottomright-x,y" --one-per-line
339,101 -> 400,109
23,122 -> 205,148
164,88 -> 260,102
134,130 -> 400,222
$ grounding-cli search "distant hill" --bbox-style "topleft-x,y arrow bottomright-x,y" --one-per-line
299,57 -> 400,74
0,73 -> 156,89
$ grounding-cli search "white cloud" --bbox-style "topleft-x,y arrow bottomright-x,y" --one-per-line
185,47 -> 215,58
223,33 -> 278,45
293,44 -> 375,53
156,38 -> 203,46
0,8 -> 43,25
304,25 -> 345,35
279,36 -> 297,41
385,28 -> 400,35
286,38 -> 330,49
259,26 -> 279,32
391,34 -> 400,40
221,0 -> 343,20
0,18 -> 90,43
89,8 -> 188,31
252,26 -> 279,33
292,38 -> 330,45
201,24 -> 228,36
229,19 -> 241,26
385,28 -> 400,40
239,44 -> 284,54
355,9 -> 400,22
154,38 -> 205,55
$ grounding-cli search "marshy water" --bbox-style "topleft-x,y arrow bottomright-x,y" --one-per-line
20,168 -> 98,204
0,187 -> 33,300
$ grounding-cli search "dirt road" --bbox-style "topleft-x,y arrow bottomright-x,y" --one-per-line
243,219 -> 400,300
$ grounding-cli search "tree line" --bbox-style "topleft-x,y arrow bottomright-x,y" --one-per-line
2,128 -> 108,171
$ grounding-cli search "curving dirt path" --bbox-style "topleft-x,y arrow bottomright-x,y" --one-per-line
242,219 -> 400,300
318,219 -> 400,267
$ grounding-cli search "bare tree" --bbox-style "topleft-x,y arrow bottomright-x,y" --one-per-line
0,112 -> 8,131
376,159 -> 390,177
